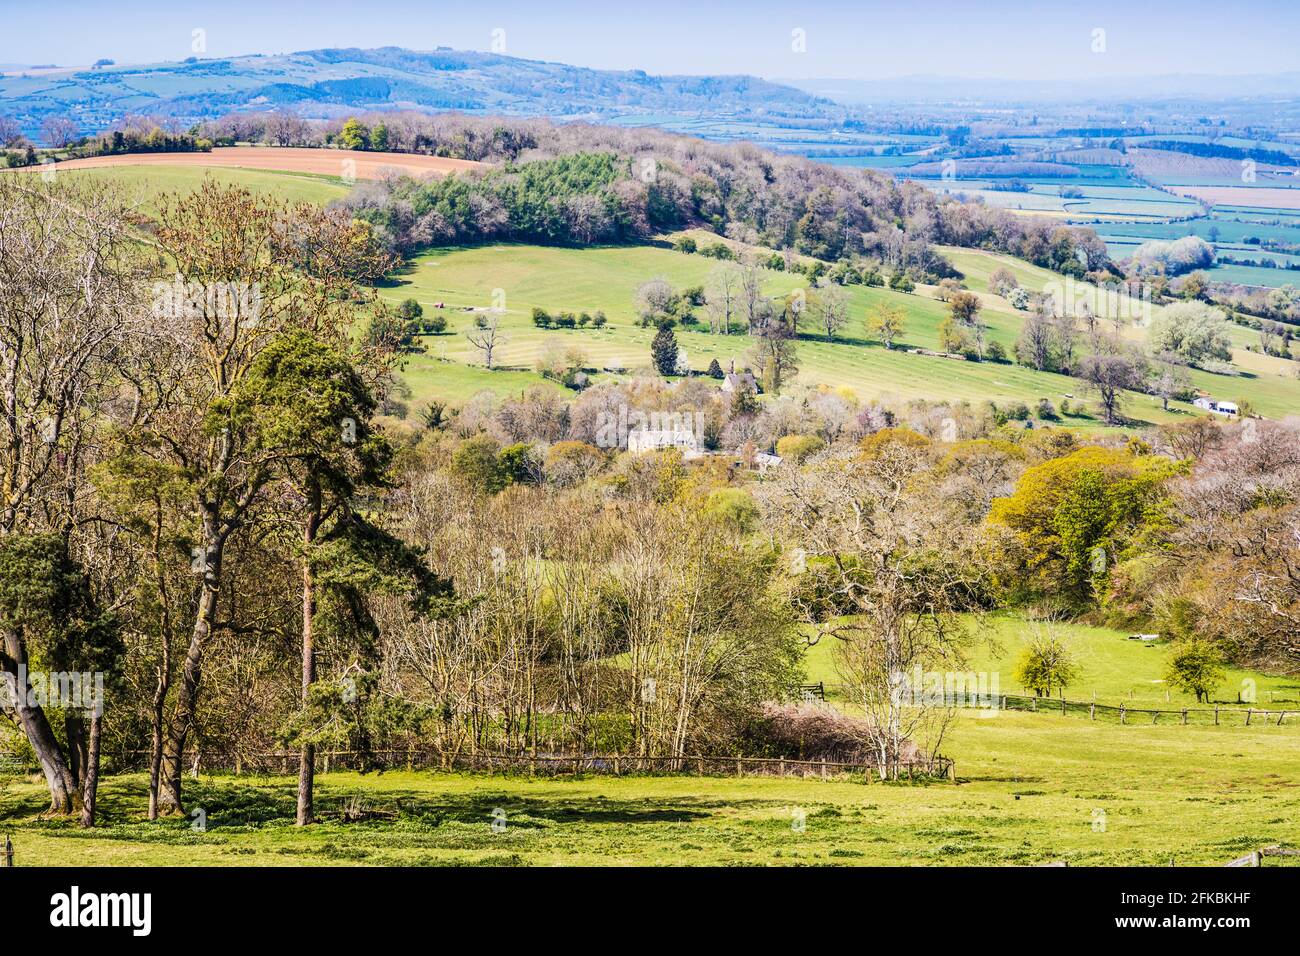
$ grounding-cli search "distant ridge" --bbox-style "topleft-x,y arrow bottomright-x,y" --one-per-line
0,46 -> 850,137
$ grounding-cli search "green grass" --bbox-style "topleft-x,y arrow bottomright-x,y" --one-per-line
5,610 -> 1296,867
382,243 -> 1220,426
3,715 -> 1297,866
52,165 -> 350,208
804,613 -> 1300,710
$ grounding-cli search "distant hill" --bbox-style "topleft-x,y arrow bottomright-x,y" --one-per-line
0,47 -> 849,139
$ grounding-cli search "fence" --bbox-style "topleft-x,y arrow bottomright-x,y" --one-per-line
1224,846 -> 1300,867
994,693 -> 1297,727
127,747 -> 954,782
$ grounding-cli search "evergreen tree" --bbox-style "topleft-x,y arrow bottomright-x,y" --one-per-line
651,325 -> 679,376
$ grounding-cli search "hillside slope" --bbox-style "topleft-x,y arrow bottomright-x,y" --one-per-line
0,46 -> 850,137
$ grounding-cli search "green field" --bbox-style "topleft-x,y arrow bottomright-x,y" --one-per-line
4,710 -> 1297,866
4,612 -> 1297,867
49,164 -> 351,208
384,241 -> 1300,423
804,613 -> 1300,711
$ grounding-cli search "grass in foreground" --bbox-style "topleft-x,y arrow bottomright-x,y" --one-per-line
3,709 -> 1297,866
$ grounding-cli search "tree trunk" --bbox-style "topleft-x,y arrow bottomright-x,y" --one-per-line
79,712 -> 101,828
296,502 -> 320,827
2,631 -> 78,814
65,713 -> 87,790
148,511 -> 174,822
158,533 -> 223,815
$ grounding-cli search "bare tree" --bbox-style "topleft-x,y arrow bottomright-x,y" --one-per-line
759,441 -> 986,777
704,263 -> 740,335
40,116 -> 81,149
466,311 -> 507,369
0,176 -> 144,814
812,283 -> 850,342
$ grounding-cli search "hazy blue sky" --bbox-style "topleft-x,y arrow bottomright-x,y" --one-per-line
3,0 -> 1297,80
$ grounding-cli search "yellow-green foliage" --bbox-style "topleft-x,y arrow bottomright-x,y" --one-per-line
989,447 -> 1185,603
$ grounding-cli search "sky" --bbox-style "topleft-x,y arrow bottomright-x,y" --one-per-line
2,0 -> 1297,81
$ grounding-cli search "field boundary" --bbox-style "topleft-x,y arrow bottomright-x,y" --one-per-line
108,748 -> 956,782
994,693 -> 1297,727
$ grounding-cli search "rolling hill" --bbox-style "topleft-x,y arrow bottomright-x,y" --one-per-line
0,47 -> 851,139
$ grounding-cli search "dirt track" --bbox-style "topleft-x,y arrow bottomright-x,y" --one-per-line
22,146 -> 484,181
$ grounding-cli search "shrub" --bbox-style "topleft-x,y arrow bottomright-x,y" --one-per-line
775,433 -> 826,463
1013,632 -> 1079,697
1163,639 -> 1225,703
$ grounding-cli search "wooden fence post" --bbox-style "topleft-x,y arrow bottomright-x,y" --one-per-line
1119,704 -> 1126,725
3,834 -> 11,867
736,757 -> 743,777
820,759 -> 828,781
1246,709 -> 1253,726
1182,709 -> 1188,726
1214,706 -> 1219,726
1089,703 -> 1096,720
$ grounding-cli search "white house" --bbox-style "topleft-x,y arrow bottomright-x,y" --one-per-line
1193,397 -> 1238,417
753,452 -> 784,473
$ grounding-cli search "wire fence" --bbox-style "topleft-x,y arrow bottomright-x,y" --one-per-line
994,693 -> 1298,727
110,747 -> 955,782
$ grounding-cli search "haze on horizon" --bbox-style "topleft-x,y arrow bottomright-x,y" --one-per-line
3,0 -> 1297,84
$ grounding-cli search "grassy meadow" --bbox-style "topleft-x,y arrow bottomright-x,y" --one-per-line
803,613 -> 1300,711
383,240 -> 1300,423
4,611 -> 1297,867
3,711 -> 1297,867
44,164 -> 351,209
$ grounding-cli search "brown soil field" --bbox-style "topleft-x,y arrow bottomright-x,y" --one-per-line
1165,184 -> 1300,210
22,146 -> 484,181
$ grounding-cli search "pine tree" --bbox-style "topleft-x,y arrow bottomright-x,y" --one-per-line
651,325 -> 679,376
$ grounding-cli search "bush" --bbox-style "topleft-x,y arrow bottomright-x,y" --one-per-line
1163,639 -> 1225,703
743,702 -> 920,764
673,236 -> 698,254
1013,632 -> 1079,697
985,340 -> 1007,363
775,433 -> 826,463
531,307 -> 552,328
